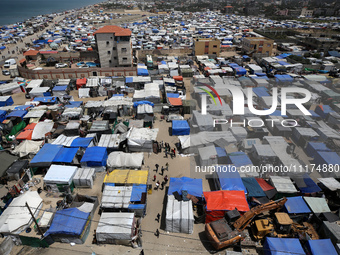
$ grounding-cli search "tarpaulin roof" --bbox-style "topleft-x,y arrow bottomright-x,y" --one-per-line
65,101 -> 83,108
45,208 -> 89,236
306,239 -> 337,255
0,96 -> 13,107
217,166 -> 247,192
168,97 -> 182,106
167,93 -> 180,98
76,78 -> 87,85
80,146 -> 107,167
264,237 -> 305,255
253,87 -> 270,97
30,144 -> 62,167
305,142 -> 332,158
16,129 -> 33,140
172,120 -> 190,136
284,196 -> 311,214
304,197 -> 331,213
103,170 -> 148,185
52,85 -> 67,91
130,184 -> 147,202
6,110 -> 27,119
203,190 -> 249,212
228,152 -> 253,168
241,177 -> 266,197
53,147 -> 78,163
33,97 -> 57,104
275,74 -> 293,82
314,151 -> 340,172
168,177 -> 203,197
292,173 -> 321,193
137,68 -> 149,76
70,137 -> 93,148
133,101 -> 154,108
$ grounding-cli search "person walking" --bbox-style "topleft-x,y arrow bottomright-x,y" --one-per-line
160,166 -> 164,176
161,181 -> 165,190
155,164 -> 159,173
165,162 -> 169,171
173,148 -> 176,157
155,229 -> 159,238
156,213 -> 160,223
155,181 -> 160,190
153,174 -> 156,181
165,150 -> 168,158
164,175 -> 169,184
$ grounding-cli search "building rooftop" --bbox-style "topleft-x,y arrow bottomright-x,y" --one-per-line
94,25 -> 132,36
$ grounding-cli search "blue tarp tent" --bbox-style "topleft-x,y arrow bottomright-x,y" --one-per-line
216,166 -> 247,193
70,137 -> 93,148
45,208 -> 89,237
137,68 -> 149,76
264,237 -> 305,255
80,146 -> 107,167
241,177 -> 266,197
125,77 -> 133,83
133,101 -> 154,108
306,239 -> 337,255
167,93 -> 180,98
315,105 -> 334,119
14,105 -> 31,111
33,97 -> 58,104
65,101 -> 83,108
172,120 -> 190,136
168,177 -> 203,197
253,87 -> 270,97
30,144 -> 63,167
284,196 -> 311,214
52,85 -> 68,92
0,110 -> 6,123
305,142 -> 332,159
227,152 -> 253,168
235,67 -> 247,75
6,110 -> 27,119
0,96 -> 13,107
314,151 -> 340,169
52,147 -> 78,163
130,184 -> 147,202
308,110 -> 320,118
215,147 -> 227,157
275,74 -> 293,83
292,173 -> 321,193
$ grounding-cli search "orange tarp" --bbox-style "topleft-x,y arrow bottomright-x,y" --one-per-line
173,76 -> 183,81
16,130 -> 33,140
255,178 -> 275,191
24,123 -> 37,130
168,97 -> 182,106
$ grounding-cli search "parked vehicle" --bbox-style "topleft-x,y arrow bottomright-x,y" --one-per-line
55,63 -> 68,68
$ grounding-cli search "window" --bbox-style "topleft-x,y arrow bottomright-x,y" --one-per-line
112,47 -> 116,50
123,57 -> 127,62
205,45 -> 209,48
114,57 -> 117,60
106,41 -> 109,45
109,60 -> 112,63
121,48 -> 127,53
267,44 -> 271,47
107,51 -> 111,54
110,37 -> 113,39
213,52 -> 217,55
213,45 -> 217,48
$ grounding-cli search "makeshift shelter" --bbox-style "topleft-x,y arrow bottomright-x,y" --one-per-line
96,212 -> 135,245
203,190 -> 249,223
76,78 -> 87,90
44,207 -> 91,244
127,127 -> 159,152
284,196 -> 311,215
321,221 -> 340,245
291,173 -> 321,194
305,142 -> 332,159
241,177 -> 266,197
12,140 -> 43,158
168,177 -> 203,198
44,165 -> 78,192
0,151 -> 19,177
270,176 -> 297,197
80,147 -> 108,171
6,160 -> 28,181
106,152 -> 144,169
0,96 -> 14,107
306,239 -> 337,255
213,166 -> 247,192
31,121 -> 54,140
304,197 -> 331,214
103,170 -> 148,185
30,144 -> 63,167
73,168 -> 96,188
98,134 -> 123,151
29,87 -> 50,98
227,152 -> 253,169
101,185 -> 132,209
165,195 -> 194,234
263,237 -> 305,255
172,120 -> 190,136
198,145 -> 217,166
317,178 -> 340,192
314,151 -> 340,177
255,178 -> 277,199
52,85 -> 68,97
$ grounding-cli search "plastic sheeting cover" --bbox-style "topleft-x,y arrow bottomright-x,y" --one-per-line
264,237 -> 305,255
203,190 -> 249,212
168,177 -> 203,197
284,196 -> 311,214
107,151 -> 144,169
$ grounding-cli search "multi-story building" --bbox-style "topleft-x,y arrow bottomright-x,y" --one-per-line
300,7 -> 313,17
303,37 -> 339,51
194,39 -> 221,56
94,25 -> 132,68
241,37 -> 274,56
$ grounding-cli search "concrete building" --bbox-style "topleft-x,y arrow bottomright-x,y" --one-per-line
94,25 -> 133,68
223,6 -> 233,14
303,37 -> 339,52
241,37 -> 274,56
194,39 -> 221,57
300,7 -> 313,17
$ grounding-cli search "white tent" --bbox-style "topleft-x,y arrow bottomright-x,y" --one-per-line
96,212 -> 134,245
12,140 -> 43,157
127,127 -> 159,152
0,191 -> 43,235
29,87 -> 49,98
101,186 -> 132,209
31,121 -> 54,140
98,134 -> 122,150
44,165 -> 78,186
107,151 -> 144,169
78,88 -> 90,98
73,168 -> 96,188
165,195 -> 194,234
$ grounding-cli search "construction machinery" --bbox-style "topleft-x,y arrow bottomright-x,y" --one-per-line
205,198 -> 287,250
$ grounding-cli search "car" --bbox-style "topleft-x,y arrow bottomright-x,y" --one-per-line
76,61 -> 85,67
55,63 -> 68,68
78,64 -> 89,68
2,70 -> 10,76
166,114 -> 184,122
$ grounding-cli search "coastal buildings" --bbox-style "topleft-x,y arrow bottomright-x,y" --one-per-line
94,25 -> 133,68
241,37 -> 274,56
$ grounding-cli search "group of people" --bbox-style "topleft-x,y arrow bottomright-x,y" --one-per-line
153,162 -> 169,191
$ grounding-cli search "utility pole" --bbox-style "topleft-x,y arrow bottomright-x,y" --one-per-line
25,202 -> 44,238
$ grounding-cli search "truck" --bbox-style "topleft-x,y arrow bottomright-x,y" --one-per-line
205,198 -> 287,250
4,59 -> 16,68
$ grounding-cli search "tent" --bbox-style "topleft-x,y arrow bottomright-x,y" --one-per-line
0,191 -> 43,235
284,196 -> 311,214
0,151 -> 19,177
305,142 -> 332,159
204,190 -> 249,223
73,168 -> 96,188
30,144 -> 62,167
214,167 -> 247,192
127,127 -> 159,152
291,173 -> 321,193
98,134 -> 123,150
255,178 -> 277,199
96,212 -> 134,245
107,151 -> 144,169
6,160 -> 28,181
31,121 -> 54,140
241,177 -> 266,197
0,96 -> 13,107
44,165 -> 78,191
198,145 -> 217,166
172,120 -> 190,136
0,110 -> 6,123
12,140 -> 43,157
165,195 -> 194,234
45,207 -> 90,244
227,152 -> 253,168
304,197 -> 331,214
52,147 -> 78,164
6,110 -> 27,119
306,239 -> 337,255
270,176 -> 297,194
314,152 -> 340,177
80,147 -> 108,168
317,177 -> 340,191
168,177 -> 203,197
263,237 -> 305,255
101,185 -> 132,209
103,170 -> 148,185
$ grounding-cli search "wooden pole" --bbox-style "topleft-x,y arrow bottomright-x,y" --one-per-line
25,202 -> 44,238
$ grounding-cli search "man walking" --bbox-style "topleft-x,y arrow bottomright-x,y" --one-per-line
155,181 -> 160,190
155,164 -> 159,173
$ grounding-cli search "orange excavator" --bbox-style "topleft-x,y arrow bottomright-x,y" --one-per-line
205,198 -> 287,250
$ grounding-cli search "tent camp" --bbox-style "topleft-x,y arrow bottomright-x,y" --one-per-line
73,168 -> 96,188
107,152 -> 144,169
284,196 -> 311,215
126,127 -> 158,152
203,190 -> 249,223
0,191 -> 43,235
80,147 -> 108,171
11,140 -> 43,158
168,177 -> 203,198
306,239 -> 337,255
96,212 -> 135,245
0,96 -> 14,107
304,197 -> 331,214
263,237 -> 305,255
103,170 -> 148,186
165,195 -> 194,234
44,165 -> 78,192
172,120 -> 190,136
